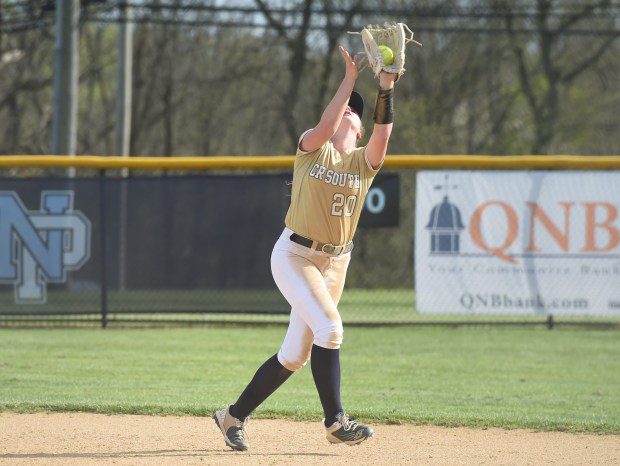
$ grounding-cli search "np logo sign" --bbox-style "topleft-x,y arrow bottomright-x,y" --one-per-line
0,191 -> 91,304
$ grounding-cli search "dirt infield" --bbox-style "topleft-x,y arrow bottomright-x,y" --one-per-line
1,413 -> 619,465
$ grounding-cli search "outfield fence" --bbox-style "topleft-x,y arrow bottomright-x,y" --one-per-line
1,155 -> 619,328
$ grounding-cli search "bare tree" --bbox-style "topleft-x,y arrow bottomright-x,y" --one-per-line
312,0 -> 364,120
504,0 -> 619,154
255,0 -> 316,149
0,0 -> 618,157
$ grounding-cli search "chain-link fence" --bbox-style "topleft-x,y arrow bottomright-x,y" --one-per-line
0,166 -> 618,328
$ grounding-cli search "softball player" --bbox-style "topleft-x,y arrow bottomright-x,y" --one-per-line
214,45 -> 397,451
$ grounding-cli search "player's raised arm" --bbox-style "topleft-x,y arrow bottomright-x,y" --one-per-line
299,46 -> 359,153
365,71 -> 396,170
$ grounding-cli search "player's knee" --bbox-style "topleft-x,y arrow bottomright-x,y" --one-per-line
277,347 -> 310,372
313,321 -> 344,349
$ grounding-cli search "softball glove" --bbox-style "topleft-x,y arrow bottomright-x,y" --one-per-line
350,22 -> 422,81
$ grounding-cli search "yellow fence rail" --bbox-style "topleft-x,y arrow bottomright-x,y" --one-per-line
0,154 -> 619,170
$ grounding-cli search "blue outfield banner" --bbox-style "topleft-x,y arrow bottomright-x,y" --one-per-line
0,174 -> 400,317
359,174 -> 399,228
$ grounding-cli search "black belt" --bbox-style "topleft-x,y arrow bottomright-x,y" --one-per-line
290,233 -> 354,255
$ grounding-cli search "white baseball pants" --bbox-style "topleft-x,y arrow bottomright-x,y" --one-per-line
271,228 -> 351,372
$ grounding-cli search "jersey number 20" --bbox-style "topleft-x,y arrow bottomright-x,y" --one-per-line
331,193 -> 357,217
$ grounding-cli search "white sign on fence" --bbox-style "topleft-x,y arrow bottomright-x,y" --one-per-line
415,171 -> 620,315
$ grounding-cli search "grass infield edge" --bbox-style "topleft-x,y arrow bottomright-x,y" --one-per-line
1,403 -> 618,435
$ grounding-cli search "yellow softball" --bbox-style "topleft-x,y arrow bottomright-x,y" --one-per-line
378,45 -> 394,65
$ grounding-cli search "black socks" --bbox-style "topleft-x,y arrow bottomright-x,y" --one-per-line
310,344 -> 343,427
229,346 -> 344,427
229,354 -> 293,421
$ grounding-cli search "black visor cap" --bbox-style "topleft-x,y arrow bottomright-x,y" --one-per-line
348,90 -> 364,119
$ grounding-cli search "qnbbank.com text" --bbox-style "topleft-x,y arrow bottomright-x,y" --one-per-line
460,293 -> 589,311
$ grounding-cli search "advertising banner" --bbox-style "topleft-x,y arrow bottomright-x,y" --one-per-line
0,176 -> 291,313
415,171 -> 620,315
359,174 -> 400,227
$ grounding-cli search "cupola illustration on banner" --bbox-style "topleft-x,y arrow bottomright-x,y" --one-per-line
426,175 -> 465,254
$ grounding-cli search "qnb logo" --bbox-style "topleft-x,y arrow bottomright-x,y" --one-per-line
469,201 -> 619,263
0,191 -> 91,304
426,192 -> 619,264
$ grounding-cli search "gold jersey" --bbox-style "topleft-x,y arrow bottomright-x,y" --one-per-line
285,131 -> 381,246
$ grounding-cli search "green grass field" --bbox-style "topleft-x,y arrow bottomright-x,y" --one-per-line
1,326 -> 618,433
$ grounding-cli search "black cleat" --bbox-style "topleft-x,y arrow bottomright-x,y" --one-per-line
212,405 -> 250,451
325,412 -> 374,446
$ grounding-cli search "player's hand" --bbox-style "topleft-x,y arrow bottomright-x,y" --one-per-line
339,45 -> 359,81
379,71 -> 397,89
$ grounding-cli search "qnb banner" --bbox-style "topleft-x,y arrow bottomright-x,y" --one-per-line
415,171 -> 620,315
